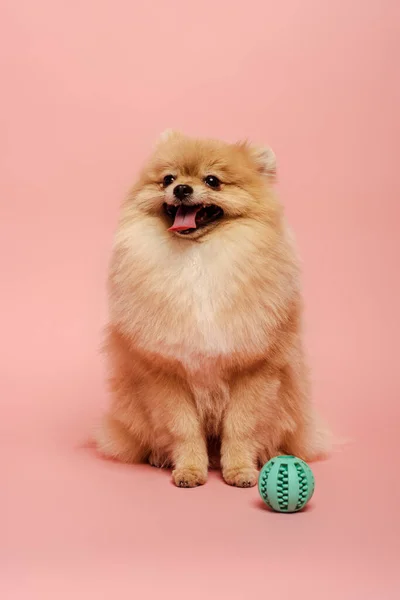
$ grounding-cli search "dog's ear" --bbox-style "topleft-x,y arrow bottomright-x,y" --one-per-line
238,141 -> 276,180
249,145 -> 276,180
157,129 -> 182,144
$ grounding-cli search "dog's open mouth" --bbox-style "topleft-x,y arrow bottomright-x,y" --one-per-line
163,203 -> 224,235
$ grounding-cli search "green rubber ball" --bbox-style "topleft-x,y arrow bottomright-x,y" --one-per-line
258,455 -> 315,513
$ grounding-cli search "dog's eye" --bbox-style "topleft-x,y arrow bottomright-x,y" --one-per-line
204,175 -> 221,189
163,174 -> 176,187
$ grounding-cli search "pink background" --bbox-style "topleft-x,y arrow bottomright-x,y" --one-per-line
2,1 -> 400,598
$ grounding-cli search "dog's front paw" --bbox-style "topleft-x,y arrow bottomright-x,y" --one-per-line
172,467 -> 208,488
223,467 -> 258,488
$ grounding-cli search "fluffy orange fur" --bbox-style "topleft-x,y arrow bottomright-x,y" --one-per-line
95,130 -> 329,487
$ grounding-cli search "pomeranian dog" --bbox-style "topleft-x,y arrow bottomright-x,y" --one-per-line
95,130 -> 328,487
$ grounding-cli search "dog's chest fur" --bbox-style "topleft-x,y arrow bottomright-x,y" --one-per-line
110,222 -> 297,384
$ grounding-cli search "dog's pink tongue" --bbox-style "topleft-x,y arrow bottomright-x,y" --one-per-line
168,205 -> 201,231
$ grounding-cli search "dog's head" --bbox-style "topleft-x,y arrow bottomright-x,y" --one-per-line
131,130 -> 278,240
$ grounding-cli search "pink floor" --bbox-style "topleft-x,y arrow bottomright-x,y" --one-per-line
3,396 -> 400,598
2,1 -> 400,598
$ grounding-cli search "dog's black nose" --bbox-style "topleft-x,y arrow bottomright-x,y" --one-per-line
173,184 -> 193,201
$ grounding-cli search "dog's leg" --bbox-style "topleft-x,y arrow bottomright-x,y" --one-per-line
221,369 -> 281,487
169,395 -> 208,488
95,415 -> 147,463
278,361 -> 331,461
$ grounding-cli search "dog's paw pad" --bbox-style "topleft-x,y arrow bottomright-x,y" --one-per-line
172,467 -> 207,488
223,467 -> 258,488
